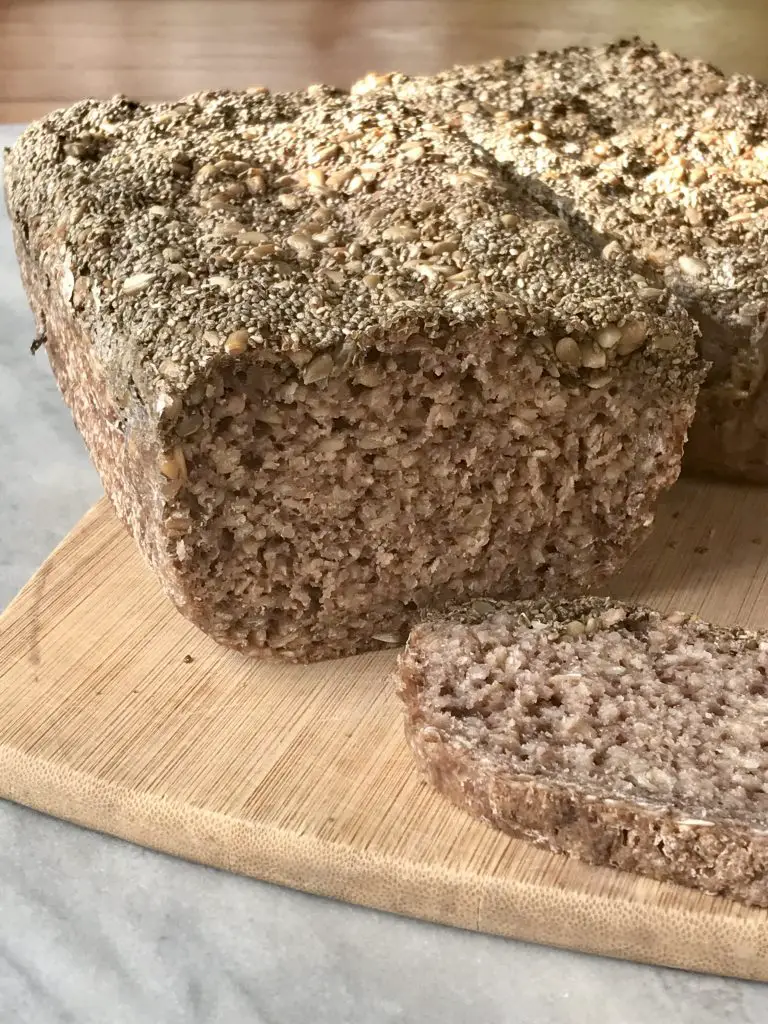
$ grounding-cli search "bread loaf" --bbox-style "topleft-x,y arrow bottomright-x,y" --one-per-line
4,88 -> 700,660
398,597 -> 768,906
373,40 -> 768,481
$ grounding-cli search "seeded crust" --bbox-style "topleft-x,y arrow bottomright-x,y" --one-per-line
373,39 -> 768,481
398,597 -> 768,907
4,88 -> 700,660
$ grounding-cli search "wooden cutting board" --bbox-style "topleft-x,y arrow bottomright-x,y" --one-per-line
2,481 -> 768,981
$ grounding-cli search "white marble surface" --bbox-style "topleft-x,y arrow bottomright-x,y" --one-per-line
1,123 -> 767,1022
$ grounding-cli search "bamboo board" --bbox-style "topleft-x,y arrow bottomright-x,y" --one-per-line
2,481 -> 768,980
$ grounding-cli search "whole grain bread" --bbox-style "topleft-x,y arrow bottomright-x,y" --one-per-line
4,87 -> 700,661
398,597 -> 768,907
370,39 -> 768,481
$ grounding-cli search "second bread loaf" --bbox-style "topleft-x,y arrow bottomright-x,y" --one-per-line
376,39 -> 768,482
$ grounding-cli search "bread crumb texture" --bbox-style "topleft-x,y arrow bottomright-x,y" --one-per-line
4,75 -> 701,660
399,597 -> 768,905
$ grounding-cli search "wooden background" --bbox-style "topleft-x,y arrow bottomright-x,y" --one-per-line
2,0 -> 768,123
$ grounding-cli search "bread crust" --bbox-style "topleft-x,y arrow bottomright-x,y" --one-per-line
8,224 -> 206,616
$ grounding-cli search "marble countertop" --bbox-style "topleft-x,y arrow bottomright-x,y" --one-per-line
1,123 -> 766,1023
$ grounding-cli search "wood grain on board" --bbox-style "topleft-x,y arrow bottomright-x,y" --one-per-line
2,483 -> 768,981
3,0 -> 768,122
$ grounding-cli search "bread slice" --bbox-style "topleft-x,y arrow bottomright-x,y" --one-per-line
363,39 -> 768,482
397,597 -> 768,906
4,86 -> 700,661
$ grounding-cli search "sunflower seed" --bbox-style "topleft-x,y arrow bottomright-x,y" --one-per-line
596,325 -> 622,349
617,321 -> 648,354
121,272 -> 155,294
678,254 -> 707,277
224,329 -> 250,355
581,343 -> 607,369
555,337 -> 582,367
303,353 -> 335,384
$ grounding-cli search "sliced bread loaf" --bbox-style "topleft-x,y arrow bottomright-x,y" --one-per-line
4,87 -> 700,661
397,597 -> 768,906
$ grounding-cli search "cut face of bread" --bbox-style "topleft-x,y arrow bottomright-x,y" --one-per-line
398,597 -> 768,906
5,87 -> 701,661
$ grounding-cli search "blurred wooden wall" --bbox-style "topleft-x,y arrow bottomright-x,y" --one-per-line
2,0 -> 768,121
